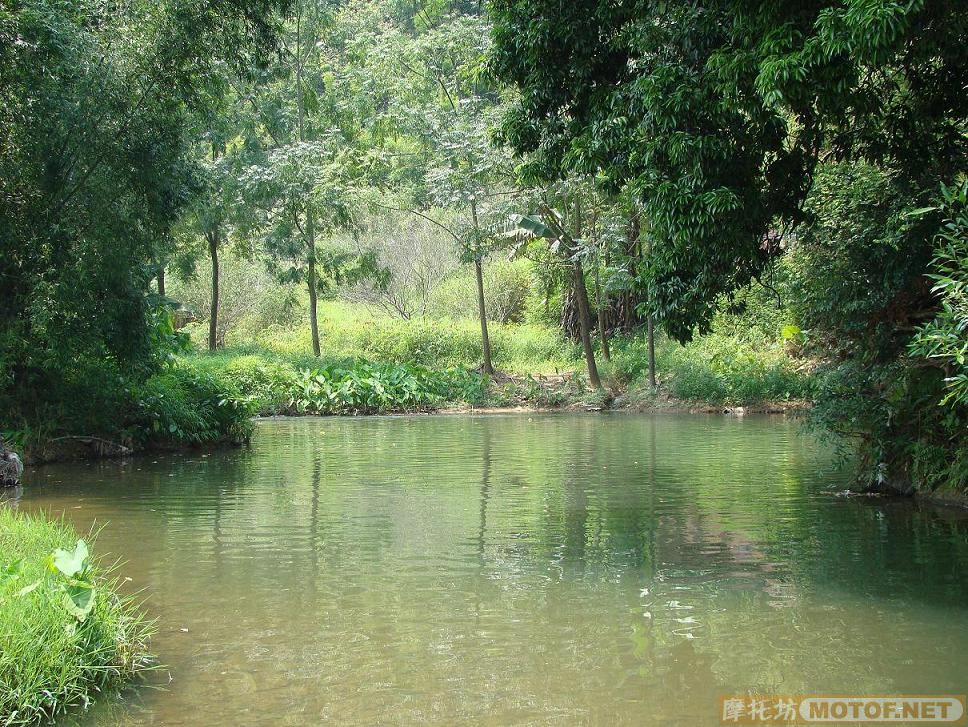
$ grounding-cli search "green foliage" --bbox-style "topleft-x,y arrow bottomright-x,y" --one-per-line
489,0 -> 968,491
789,162 -> 933,357
49,540 -> 96,622
609,333 -> 809,407
182,350 -> 488,413
288,363 -> 485,414
909,180 -> 968,408
491,0 -> 967,341
430,259 -> 536,324
0,510 -> 151,726
209,302 -> 573,373
307,317 -> 570,372
130,367 -> 255,445
793,170 -> 966,492
0,0 -> 286,443
167,249 -> 301,345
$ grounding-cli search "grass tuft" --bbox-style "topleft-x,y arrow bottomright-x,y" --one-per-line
0,509 -> 152,726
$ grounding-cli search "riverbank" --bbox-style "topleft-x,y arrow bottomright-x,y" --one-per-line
180,344 -> 811,414
8,345 -> 812,466
0,509 -> 152,725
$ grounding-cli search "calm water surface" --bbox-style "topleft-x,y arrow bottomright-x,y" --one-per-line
7,414 -> 968,725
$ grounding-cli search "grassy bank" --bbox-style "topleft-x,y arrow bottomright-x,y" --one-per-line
6,299 -> 812,459
0,509 -> 152,725
606,332 -> 812,408
179,325 -> 811,416
183,301 -> 575,374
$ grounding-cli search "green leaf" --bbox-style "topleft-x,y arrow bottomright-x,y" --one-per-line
903,206 -> 939,218
63,582 -> 96,621
51,540 -> 90,579
1,559 -> 24,582
511,214 -> 556,240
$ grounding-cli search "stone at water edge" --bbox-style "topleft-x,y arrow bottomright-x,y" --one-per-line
0,441 -> 23,487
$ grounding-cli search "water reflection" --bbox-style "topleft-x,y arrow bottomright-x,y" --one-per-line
8,414 -> 967,726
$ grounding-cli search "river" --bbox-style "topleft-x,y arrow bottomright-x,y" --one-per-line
9,414 -> 968,725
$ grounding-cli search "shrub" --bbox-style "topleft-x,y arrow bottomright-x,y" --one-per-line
200,354 -> 296,414
429,258 -> 535,324
129,366 -> 254,445
0,510 -> 151,725
287,362 -> 486,414
609,332 -> 809,406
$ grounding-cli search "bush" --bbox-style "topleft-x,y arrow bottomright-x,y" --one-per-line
190,354 -> 297,414
129,366 -> 254,445
0,510 -> 151,725
609,332 -> 809,406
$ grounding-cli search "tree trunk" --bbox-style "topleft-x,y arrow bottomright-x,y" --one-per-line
308,259 -> 320,358
560,288 -> 581,340
471,200 -> 494,376
572,261 -> 602,389
475,257 -> 494,376
207,229 -> 219,351
644,217 -> 657,388
570,197 -> 601,388
157,264 -> 166,297
621,210 -> 641,332
594,264 -> 611,361
307,211 -> 321,357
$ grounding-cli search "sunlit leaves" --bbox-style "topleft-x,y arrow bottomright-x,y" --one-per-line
50,540 -> 90,580
909,180 -> 968,408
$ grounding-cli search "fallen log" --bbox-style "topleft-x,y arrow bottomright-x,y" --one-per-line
47,436 -> 132,459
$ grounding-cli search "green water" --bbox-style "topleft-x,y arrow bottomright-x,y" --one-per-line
8,414 -> 968,725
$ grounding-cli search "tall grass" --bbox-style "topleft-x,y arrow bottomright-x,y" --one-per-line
607,332 -> 811,406
0,510 -> 152,726
185,301 -> 574,374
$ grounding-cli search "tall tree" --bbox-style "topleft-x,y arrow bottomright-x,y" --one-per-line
342,4 -> 515,374
0,0 -> 285,431
238,0 -> 365,357
489,0 -> 968,489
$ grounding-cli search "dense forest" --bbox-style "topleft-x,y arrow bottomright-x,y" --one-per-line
2,2 -> 968,724
2,0 -> 966,493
